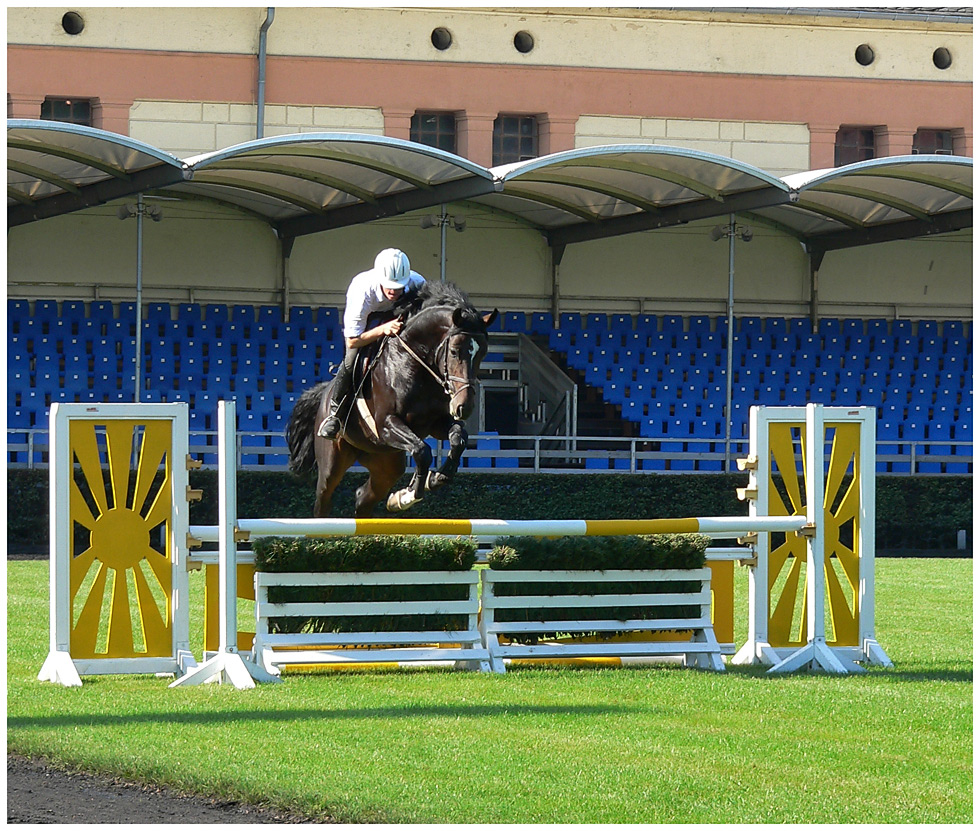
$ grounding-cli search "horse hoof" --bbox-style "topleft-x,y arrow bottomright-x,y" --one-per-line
386,489 -> 419,512
425,470 -> 450,491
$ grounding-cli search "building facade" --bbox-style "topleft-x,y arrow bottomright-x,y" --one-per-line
6,6 -> 973,318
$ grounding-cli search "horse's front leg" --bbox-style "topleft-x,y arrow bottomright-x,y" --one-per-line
426,419 -> 467,492
377,415 -> 432,512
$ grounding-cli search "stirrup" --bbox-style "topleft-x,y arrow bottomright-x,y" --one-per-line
318,415 -> 341,439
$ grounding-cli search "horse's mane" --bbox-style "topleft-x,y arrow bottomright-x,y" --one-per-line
394,281 -> 485,331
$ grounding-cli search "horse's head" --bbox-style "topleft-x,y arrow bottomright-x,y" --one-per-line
441,306 -> 498,420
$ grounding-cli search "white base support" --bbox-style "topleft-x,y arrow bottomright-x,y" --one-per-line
730,639 -> 782,668
169,650 -> 282,690
38,650 -> 83,688
766,639 -> 856,675
863,638 -> 893,668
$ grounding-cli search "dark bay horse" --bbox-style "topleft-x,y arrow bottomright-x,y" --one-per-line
287,282 -> 498,517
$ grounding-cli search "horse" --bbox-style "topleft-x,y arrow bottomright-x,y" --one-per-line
286,282 -> 498,517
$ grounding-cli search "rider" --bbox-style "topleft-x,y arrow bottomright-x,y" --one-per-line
317,247 -> 427,439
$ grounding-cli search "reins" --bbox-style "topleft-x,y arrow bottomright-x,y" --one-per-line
391,323 -> 480,415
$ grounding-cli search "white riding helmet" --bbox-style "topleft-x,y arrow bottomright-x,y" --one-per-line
375,248 -> 412,290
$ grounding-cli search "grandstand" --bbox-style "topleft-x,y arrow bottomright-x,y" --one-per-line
7,8 -> 972,478
8,299 -> 972,475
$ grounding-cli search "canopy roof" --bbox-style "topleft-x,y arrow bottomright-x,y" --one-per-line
7,120 -> 972,252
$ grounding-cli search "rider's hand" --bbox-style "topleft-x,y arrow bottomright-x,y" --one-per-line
383,319 -> 403,336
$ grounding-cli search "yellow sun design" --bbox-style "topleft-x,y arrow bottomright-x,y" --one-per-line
766,420 -> 862,649
68,419 -> 174,659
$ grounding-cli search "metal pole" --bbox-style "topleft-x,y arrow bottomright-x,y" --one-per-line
257,8 -> 275,139
439,204 -> 447,282
135,193 -> 144,403
724,213 -> 735,472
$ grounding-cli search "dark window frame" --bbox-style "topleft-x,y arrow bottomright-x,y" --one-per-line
834,126 -> 876,166
912,128 -> 953,155
410,111 -> 457,154
40,97 -> 93,126
492,114 -> 538,165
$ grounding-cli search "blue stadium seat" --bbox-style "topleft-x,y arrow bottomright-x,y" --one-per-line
610,314 -> 634,334
661,315 -> 684,337
257,305 -> 282,326
34,299 -> 60,328
502,311 -> 527,333
176,303 -> 202,330
464,434 -> 497,468
764,317 -> 786,339
8,299 -> 30,335
204,303 -> 228,325
636,314 -> 657,335
529,312 -> 553,334
232,305 -> 255,329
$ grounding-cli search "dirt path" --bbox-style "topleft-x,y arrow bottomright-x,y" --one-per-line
7,754 -> 322,824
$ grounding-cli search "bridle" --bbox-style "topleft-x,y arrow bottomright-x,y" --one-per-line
391,325 -> 483,417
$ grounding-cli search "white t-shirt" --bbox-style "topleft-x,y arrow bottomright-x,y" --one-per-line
342,267 -> 426,338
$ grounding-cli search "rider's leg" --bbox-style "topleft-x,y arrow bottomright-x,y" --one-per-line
318,347 -> 357,439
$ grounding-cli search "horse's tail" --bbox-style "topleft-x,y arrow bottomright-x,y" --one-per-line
286,381 -> 330,476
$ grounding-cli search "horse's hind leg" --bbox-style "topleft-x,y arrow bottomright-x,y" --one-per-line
357,453 -> 407,517
314,439 -> 358,517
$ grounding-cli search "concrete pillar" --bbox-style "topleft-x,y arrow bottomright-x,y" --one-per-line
383,108 -> 414,142
538,114 -> 578,157
874,126 -> 916,158
807,122 -> 840,169
92,99 -> 133,135
456,112 -> 496,167
7,93 -> 45,119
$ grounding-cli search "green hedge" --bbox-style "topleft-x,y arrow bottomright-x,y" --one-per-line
7,469 -> 973,553
252,535 -> 477,634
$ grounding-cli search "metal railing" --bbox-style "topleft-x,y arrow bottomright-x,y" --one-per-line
8,428 -> 972,476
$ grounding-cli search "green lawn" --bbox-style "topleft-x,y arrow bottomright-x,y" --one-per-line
7,558 -> 972,823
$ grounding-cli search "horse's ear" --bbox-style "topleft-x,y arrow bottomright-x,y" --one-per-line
483,309 -> 499,329
452,307 -> 466,328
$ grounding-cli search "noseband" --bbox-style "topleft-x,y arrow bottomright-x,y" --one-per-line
392,326 -> 482,416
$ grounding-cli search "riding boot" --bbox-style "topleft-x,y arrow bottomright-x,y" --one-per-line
318,350 -> 356,439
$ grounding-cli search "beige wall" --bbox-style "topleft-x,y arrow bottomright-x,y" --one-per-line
7,203 -> 970,321
8,7 -> 971,82
576,117 -> 811,177
129,100 -> 385,158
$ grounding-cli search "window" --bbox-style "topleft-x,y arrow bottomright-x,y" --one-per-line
493,115 -> 538,165
40,97 -> 92,126
912,129 -> 953,155
410,112 -> 456,154
834,127 -> 876,166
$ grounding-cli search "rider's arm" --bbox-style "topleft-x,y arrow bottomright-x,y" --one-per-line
345,318 -> 403,350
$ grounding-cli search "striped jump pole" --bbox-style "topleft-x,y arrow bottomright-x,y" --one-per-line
190,515 -> 809,542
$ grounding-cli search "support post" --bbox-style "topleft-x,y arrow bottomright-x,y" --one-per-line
767,404 -> 850,673
172,400 -> 280,688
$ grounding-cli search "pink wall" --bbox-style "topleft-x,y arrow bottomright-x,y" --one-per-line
8,45 -> 972,166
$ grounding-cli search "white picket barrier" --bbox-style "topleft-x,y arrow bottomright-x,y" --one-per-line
479,568 -> 724,673
253,570 -> 490,674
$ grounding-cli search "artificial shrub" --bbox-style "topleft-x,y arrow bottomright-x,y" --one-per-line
486,534 -> 709,640
252,534 -> 477,634
8,468 -> 972,553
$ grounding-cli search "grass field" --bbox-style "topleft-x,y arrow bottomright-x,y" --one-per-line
7,557 -> 972,823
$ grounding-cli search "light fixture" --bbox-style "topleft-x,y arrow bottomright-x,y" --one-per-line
710,217 -> 752,472
116,197 -> 164,401
419,208 -> 466,281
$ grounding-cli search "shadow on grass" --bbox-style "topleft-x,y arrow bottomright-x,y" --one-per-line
716,664 -> 973,684
8,703 -> 633,731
